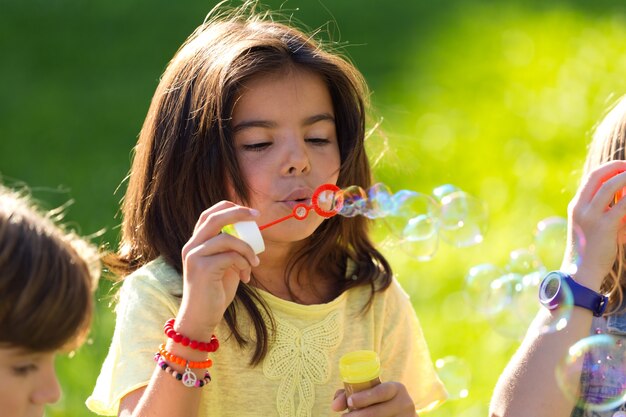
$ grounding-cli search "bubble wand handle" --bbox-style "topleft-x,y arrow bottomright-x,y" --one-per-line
258,215 -> 295,230
258,204 -> 312,230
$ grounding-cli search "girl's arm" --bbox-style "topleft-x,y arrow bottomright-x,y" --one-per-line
490,161 -> 626,417
117,202 -> 260,417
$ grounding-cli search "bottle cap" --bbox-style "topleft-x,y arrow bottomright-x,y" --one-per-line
339,350 -> 381,384
222,221 -> 265,254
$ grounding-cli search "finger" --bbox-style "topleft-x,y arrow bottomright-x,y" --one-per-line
608,187 -> 626,223
189,250 -> 253,278
184,220 -> 261,267
193,201 -> 238,234
578,161 -> 626,205
348,382 -> 398,410
192,204 -> 259,241
184,241 -> 257,281
331,389 -> 347,412
239,266 -> 252,284
586,171 -> 626,222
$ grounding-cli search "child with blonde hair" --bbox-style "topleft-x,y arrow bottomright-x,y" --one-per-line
491,95 -> 626,417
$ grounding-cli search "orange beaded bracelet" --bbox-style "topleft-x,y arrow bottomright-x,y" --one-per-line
158,344 -> 213,369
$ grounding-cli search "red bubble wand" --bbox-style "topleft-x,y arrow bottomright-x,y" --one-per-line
258,183 -> 343,230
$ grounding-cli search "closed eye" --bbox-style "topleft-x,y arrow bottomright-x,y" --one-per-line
12,364 -> 38,376
242,142 -> 272,152
305,138 -> 331,145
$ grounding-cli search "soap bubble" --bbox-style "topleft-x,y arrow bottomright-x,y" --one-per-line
338,186 -> 367,218
464,263 -> 510,316
533,216 -> 567,271
506,248 -> 545,276
556,334 -> 626,412
384,191 -> 440,261
435,356 -> 471,400
438,191 -> 488,247
363,183 -> 394,219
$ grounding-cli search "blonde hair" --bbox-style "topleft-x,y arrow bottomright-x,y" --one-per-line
583,95 -> 626,313
0,185 -> 100,351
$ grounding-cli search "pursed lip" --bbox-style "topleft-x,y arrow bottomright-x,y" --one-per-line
278,187 -> 314,206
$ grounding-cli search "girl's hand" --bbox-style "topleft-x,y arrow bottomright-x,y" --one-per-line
177,201 -> 261,337
566,161 -> 626,290
331,382 -> 418,417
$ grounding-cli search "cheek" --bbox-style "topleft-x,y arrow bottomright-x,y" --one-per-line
0,374 -> 27,416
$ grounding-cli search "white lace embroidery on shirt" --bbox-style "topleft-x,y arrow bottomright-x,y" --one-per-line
263,310 -> 343,417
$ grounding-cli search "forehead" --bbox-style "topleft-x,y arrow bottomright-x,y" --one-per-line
232,68 -> 334,123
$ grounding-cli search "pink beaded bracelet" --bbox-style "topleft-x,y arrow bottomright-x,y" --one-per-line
163,318 -> 220,352
154,353 -> 211,388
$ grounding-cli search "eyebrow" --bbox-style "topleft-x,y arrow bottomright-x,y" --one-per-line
232,113 -> 335,133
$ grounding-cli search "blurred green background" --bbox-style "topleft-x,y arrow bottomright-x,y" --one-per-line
2,0 -> 626,416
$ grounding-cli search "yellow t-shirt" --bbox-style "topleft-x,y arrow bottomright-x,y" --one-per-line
86,257 -> 447,416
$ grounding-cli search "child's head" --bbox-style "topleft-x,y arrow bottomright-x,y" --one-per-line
583,95 -> 626,310
117,3 -> 376,273
0,185 -> 100,415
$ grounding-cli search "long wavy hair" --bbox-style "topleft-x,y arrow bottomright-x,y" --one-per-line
583,95 -> 626,314
106,2 -> 393,365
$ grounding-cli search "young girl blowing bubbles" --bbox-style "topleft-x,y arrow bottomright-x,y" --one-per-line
87,3 -> 447,416
0,184 -> 100,417
490,95 -> 626,417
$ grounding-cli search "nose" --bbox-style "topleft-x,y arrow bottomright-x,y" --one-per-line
31,361 -> 62,406
282,140 -> 311,176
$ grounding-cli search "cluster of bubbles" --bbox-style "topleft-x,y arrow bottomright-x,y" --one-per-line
460,215 -> 626,411
463,216 -> 576,341
428,216 -> 571,408
323,183 -> 488,261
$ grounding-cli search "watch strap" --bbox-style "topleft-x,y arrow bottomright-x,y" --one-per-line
563,275 -> 608,317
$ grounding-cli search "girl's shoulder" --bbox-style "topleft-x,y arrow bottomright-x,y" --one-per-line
370,277 -> 414,310
120,257 -> 183,299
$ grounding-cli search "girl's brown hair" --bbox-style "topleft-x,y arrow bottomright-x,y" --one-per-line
107,2 -> 392,365
0,185 -> 100,351
583,95 -> 626,313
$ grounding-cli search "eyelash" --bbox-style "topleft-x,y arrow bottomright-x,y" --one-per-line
242,138 -> 331,152
12,364 -> 38,376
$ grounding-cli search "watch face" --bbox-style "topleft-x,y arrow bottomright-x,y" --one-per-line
539,272 -> 563,309
543,276 -> 560,299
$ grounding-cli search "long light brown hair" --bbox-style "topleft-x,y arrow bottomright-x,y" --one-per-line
583,95 -> 626,314
0,185 -> 100,351
106,2 -> 393,365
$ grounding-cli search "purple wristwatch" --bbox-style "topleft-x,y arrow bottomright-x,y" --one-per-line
539,271 -> 608,317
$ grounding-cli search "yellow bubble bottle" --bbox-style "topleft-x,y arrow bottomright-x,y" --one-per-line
339,350 -> 382,410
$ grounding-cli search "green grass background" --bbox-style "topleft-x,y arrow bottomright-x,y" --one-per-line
2,0 -> 626,415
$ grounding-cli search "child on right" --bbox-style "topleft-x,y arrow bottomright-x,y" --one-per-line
490,95 -> 626,417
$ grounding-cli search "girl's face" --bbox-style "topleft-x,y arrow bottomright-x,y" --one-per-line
231,67 -> 341,244
0,347 -> 61,417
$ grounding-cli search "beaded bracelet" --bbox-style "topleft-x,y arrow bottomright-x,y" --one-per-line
158,344 -> 213,369
154,353 -> 211,388
164,318 -> 219,352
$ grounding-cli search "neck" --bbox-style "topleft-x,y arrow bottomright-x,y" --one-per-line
251,240 -> 338,305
